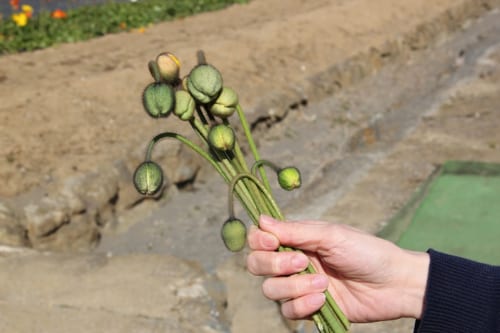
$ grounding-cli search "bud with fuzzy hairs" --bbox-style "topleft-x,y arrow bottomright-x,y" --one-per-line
278,166 -> 301,191
133,161 -> 164,195
221,218 -> 247,252
174,90 -> 196,121
210,87 -> 238,118
208,124 -> 235,151
142,83 -> 175,118
187,64 -> 223,104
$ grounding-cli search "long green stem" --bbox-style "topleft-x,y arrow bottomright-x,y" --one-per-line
251,159 -> 281,175
233,107 -> 277,215
229,173 -> 283,225
145,131 -> 227,181
236,104 -> 273,193
222,119 -> 273,217
146,129 -> 259,221
307,263 -> 350,331
190,118 -> 260,220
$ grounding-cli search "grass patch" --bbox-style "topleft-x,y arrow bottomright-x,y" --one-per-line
0,0 -> 247,54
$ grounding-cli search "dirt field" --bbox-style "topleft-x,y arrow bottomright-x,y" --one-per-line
1,1 -> 500,332
1,0 -> 495,198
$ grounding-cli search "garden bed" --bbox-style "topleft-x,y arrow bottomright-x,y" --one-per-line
0,0 -> 246,54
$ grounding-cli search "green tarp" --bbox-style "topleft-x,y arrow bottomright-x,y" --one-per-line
379,161 -> 500,265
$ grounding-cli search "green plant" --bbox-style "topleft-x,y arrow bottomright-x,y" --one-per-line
133,50 -> 351,333
0,0 -> 247,54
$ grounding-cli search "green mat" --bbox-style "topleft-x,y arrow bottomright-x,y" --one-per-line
378,161 -> 500,265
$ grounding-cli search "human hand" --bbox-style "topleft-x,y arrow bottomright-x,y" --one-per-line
246,215 -> 429,323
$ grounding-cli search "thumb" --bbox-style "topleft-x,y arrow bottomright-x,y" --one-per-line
258,215 -> 331,253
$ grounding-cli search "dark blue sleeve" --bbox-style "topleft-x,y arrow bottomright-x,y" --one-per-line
414,249 -> 500,333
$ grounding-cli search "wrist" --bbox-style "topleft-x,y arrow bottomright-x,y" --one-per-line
399,250 -> 430,319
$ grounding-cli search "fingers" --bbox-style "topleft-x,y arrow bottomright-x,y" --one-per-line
247,250 -> 309,276
247,225 -> 280,251
262,274 -> 329,300
281,293 -> 326,319
257,215 -> 331,253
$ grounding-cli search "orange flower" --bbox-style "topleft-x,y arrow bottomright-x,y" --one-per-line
135,26 -> 146,34
10,0 -> 20,10
51,9 -> 67,19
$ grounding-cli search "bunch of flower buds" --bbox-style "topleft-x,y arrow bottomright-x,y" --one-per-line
133,51 -> 350,333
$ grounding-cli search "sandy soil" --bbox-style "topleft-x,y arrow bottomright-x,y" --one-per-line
0,0 -> 489,199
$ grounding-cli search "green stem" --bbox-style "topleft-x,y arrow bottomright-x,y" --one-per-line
190,118 -> 260,220
236,104 -> 273,193
145,131 -> 227,182
251,159 -> 281,175
222,119 -> 273,217
307,263 -> 350,331
279,245 -> 348,332
195,104 -> 209,126
196,49 -> 207,65
229,173 -> 283,225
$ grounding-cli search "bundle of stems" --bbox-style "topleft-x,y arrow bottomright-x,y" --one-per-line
133,50 -> 350,333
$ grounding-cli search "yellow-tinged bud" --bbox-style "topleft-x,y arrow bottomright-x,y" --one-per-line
208,124 -> 235,151
278,166 -> 301,191
210,87 -> 238,118
156,52 -> 180,84
142,83 -> 175,118
187,64 -> 223,104
221,218 -> 247,252
174,90 -> 195,121
133,161 -> 164,195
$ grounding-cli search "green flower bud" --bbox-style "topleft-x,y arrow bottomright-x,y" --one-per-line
174,90 -> 195,121
210,87 -> 239,118
142,83 -> 175,118
221,218 -> 247,252
278,166 -> 301,191
187,64 -> 223,104
208,124 -> 235,151
133,161 -> 164,195
156,52 -> 180,84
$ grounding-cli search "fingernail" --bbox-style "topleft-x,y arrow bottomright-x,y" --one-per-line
291,254 -> 308,270
311,275 -> 329,290
307,293 -> 326,307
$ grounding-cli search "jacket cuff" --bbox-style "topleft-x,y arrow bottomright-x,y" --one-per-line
414,249 -> 500,332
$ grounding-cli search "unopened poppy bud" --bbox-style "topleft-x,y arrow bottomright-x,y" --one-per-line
187,64 -> 223,104
174,90 -> 195,121
221,218 -> 247,252
210,87 -> 238,118
142,83 -> 175,118
133,161 -> 164,195
156,52 -> 180,84
278,166 -> 301,191
208,124 -> 235,151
